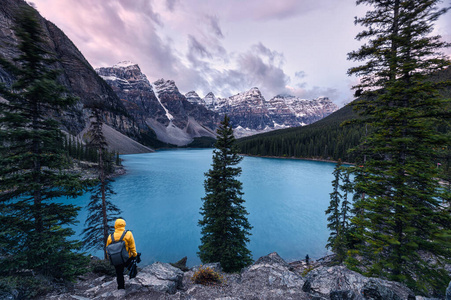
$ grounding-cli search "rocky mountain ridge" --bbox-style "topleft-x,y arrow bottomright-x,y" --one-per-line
0,0 -> 152,154
32,252 -> 449,300
192,87 -> 339,138
98,61 -> 339,143
96,63 -> 219,146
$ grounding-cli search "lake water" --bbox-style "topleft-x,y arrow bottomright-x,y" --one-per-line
67,148 -> 336,266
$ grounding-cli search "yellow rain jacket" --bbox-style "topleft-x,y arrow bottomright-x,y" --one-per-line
106,218 -> 137,258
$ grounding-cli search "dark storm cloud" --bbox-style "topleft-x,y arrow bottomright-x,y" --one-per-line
222,0 -> 339,21
252,43 -> 286,68
188,35 -> 212,59
192,43 -> 291,99
117,0 -> 163,26
165,0 -> 178,12
206,15 -> 224,38
295,71 -> 306,79
50,0 -> 184,79
237,51 -> 288,96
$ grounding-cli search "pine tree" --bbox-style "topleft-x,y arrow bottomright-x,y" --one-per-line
81,108 -> 121,258
0,6 -> 89,279
347,0 -> 451,293
326,160 -> 342,251
198,115 -> 253,272
340,168 -> 352,235
325,160 -> 351,262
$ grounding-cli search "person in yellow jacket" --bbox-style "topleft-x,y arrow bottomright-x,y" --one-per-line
106,218 -> 138,289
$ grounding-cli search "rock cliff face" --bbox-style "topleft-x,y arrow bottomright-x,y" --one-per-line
1,0 -> 338,149
0,0 -> 148,154
35,252 -> 424,300
193,88 -> 339,138
96,64 -> 219,146
97,62 -> 339,144
96,62 -> 169,135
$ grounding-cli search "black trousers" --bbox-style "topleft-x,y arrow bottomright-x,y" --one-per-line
114,263 -> 125,289
114,258 -> 132,289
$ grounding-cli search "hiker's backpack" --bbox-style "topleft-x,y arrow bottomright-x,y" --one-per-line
106,230 -> 129,266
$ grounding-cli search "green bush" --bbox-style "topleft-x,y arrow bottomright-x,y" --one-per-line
0,274 -> 53,299
90,259 -> 116,276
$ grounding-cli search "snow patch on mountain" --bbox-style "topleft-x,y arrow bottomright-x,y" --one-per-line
185,91 -> 205,105
152,80 -> 174,121
113,61 -> 137,68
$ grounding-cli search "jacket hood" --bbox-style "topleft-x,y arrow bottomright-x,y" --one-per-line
114,218 -> 126,229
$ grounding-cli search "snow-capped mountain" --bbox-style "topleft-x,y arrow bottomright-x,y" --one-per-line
267,95 -> 338,125
185,91 -> 206,106
96,63 -> 218,146
193,88 -> 339,138
97,61 -> 338,144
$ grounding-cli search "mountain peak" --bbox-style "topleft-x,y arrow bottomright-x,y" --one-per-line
185,91 -> 205,105
153,78 -> 179,94
113,61 -> 138,69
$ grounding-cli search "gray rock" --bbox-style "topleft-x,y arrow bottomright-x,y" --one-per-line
362,278 -> 401,300
32,252 -> 425,300
240,252 -> 304,289
303,265 -> 415,300
132,262 -> 184,294
303,265 -> 367,296
447,280 -> 451,300
182,252 -> 309,299
0,291 -> 16,300
330,290 -> 358,300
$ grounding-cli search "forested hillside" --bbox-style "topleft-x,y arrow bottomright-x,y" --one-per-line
237,67 -> 450,163
236,104 -> 366,162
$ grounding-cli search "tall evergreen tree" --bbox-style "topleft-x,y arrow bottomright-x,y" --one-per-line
81,108 -> 121,259
326,160 -> 342,251
326,160 -> 352,262
347,0 -> 451,293
0,6 -> 89,279
198,115 -> 253,272
340,168 -> 353,236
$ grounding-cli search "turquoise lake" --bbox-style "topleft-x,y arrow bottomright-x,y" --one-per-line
68,148 -> 337,266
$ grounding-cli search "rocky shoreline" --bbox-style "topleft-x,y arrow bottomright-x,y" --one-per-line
34,252 -> 450,300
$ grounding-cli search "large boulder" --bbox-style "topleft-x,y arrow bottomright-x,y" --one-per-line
240,252 -> 305,289
303,265 -> 415,300
234,252 -> 308,299
182,252 -> 309,299
131,262 -> 184,294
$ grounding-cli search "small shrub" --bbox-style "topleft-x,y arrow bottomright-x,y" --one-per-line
0,275 -> 53,299
302,266 -> 316,277
191,266 -> 223,285
91,259 -> 116,276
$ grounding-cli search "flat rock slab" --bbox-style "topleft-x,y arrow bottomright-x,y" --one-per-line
303,265 -> 415,300
131,262 -> 184,294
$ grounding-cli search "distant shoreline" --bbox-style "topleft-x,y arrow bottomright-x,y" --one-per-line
239,154 -> 354,165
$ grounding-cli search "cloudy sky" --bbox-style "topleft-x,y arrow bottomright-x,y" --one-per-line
31,0 -> 451,106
